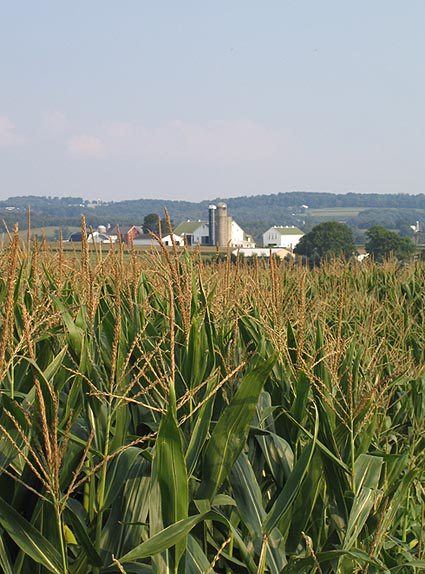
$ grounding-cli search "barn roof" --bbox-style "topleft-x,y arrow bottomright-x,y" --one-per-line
174,220 -> 207,235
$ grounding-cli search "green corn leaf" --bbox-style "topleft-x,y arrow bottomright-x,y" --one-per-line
62,340 -> 87,425
254,391 -> 293,485
51,294 -> 85,354
284,412 -> 350,473
181,318 -> 205,390
390,561 -> 425,573
211,493 -> 237,507
285,451 -> 323,555
197,355 -> 276,501
353,453 -> 383,493
41,347 -> 68,383
290,371 -> 310,432
118,511 -> 218,563
198,275 -> 216,356
110,402 -> 129,453
101,455 -> 151,558
230,452 -> 285,574
186,535 -> 213,574
286,321 -> 298,366
0,496 -> 63,574
185,375 -> 218,477
263,406 -> 318,535
102,447 -> 141,511
147,460 -> 167,573
64,501 -> 103,568
366,467 -> 419,558
231,452 -> 265,538
0,534 -> 14,574
156,381 -> 188,570
156,385 -> 188,526
0,395 -> 30,470
282,548 -> 388,573
343,454 -> 383,550
255,428 -> 294,486
101,563 -> 153,574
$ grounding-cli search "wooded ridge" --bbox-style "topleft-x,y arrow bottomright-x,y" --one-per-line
2,192 -> 425,242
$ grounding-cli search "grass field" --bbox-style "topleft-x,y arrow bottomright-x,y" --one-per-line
0,224 -> 424,573
0,226 -> 82,245
305,207 -> 367,219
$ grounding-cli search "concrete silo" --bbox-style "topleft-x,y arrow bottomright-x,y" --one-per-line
216,202 -> 229,247
227,215 -> 233,244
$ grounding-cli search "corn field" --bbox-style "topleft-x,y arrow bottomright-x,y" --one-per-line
0,223 -> 424,574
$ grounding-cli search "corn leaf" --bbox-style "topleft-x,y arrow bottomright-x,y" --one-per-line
343,454 -> 383,550
185,376 -> 217,477
0,534 -> 13,574
101,455 -> 151,558
156,382 -> 188,570
197,355 -> 276,501
64,501 -> 103,568
0,496 -> 63,574
186,535 -> 213,574
118,511 -> 220,563
231,452 -> 285,574
263,406 -> 318,535
102,447 -> 142,511
282,548 -> 387,573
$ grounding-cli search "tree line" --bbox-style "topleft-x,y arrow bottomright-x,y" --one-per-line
2,192 -> 425,244
294,222 -> 416,264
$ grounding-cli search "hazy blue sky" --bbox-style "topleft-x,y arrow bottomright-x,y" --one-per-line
1,1 -> 424,202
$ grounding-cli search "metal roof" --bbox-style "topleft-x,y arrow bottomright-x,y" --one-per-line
174,220 -> 208,234
267,226 -> 303,235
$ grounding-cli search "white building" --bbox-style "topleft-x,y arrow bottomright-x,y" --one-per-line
88,231 -> 117,244
162,234 -> 185,246
231,221 -> 255,247
132,233 -> 184,247
232,247 -> 295,260
174,219 -> 254,247
262,226 -> 304,250
173,221 -> 210,246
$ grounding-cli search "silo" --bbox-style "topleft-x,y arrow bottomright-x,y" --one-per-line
227,216 -> 232,246
216,202 -> 228,247
208,204 -> 217,246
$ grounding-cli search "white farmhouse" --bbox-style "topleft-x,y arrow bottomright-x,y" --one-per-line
262,226 -> 304,249
231,221 -> 255,247
174,219 -> 255,247
173,221 -> 210,246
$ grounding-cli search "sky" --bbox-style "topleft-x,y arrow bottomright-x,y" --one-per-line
0,1 -> 424,202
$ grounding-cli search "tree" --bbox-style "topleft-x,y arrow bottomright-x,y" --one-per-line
143,213 -> 161,234
365,226 -> 415,262
143,213 -> 173,235
294,221 -> 356,263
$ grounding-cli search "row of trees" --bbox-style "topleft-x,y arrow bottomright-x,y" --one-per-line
294,222 -> 416,263
3,194 -> 425,244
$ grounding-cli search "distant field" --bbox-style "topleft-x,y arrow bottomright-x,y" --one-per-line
0,227 -> 83,250
0,226 -> 81,242
306,207 -> 368,218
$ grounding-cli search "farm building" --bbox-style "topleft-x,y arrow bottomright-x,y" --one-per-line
262,226 -> 304,249
174,203 -> 255,248
232,247 -> 295,260
132,233 -> 184,247
173,221 -> 210,246
118,225 -> 144,245
67,228 -> 118,244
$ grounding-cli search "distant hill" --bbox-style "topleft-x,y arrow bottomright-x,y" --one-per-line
2,192 -> 425,243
